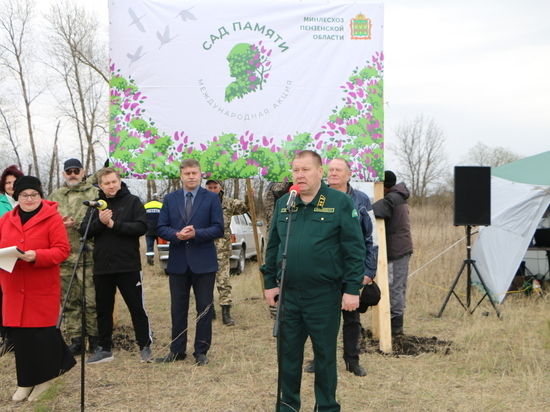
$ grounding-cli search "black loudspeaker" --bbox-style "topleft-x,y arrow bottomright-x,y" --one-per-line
454,166 -> 491,226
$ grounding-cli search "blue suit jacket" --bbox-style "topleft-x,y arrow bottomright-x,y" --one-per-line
157,186 -> 224,274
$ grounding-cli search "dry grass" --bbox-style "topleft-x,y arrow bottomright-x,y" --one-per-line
1,204 -> 549,411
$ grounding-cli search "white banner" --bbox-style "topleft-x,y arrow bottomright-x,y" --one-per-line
109,0 -> 384,180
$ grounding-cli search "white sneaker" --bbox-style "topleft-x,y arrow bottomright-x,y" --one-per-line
12,386 -> 33,402
28,379 -> 54,402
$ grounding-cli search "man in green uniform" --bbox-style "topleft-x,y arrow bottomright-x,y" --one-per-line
205,179 -> 249,325
261,150 -> 366,412
49,158 -> 99,355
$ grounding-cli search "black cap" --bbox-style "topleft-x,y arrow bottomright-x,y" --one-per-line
13,176 -> 43,201
63,158 -> 83,171
205,179 -> 222,186
384,171 -> 397,188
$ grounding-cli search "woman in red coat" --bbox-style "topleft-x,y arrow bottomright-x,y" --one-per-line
0,176 -> 75,402
0,164 -> 24,357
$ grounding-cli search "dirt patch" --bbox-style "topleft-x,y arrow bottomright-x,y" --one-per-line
360,328 -> 453,357
112,324 -> 138,351
69,324 -> 453,358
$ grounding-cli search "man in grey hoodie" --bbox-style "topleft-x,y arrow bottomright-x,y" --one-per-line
373,171 -> 413,335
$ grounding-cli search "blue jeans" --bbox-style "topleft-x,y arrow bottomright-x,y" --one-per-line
145,235 -> 157,256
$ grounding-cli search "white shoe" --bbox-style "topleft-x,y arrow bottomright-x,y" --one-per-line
12,386 -> 33,402
27,379 -> 54,402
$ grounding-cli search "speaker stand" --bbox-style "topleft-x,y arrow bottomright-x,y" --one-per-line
437,226 -> 501,319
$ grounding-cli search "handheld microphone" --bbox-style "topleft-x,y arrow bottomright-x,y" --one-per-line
83,200 -> 108,210
286,184 -> 301,212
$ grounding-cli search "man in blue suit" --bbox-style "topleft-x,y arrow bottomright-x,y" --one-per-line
156,159 -> 224,365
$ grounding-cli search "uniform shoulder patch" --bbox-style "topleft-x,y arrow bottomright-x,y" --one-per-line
352,209 -> 358,218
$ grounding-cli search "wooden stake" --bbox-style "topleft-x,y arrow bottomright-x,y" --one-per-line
372,182 -> 392,353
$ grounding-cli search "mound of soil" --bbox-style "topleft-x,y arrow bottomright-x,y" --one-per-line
112,324 -> 138,351
360,329 -> 452,357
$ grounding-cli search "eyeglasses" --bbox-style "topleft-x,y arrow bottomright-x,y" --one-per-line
19,192 -> 40,200
65,169 -> 81,175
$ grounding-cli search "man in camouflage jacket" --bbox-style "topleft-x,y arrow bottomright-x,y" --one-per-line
49,158 -> 99,355
205,180 -> 249,325
263,181 -> 292,234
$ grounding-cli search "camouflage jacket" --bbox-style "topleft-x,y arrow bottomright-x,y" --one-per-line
49,180 -> 99,267
215,194 -> 249,252
263,182 -> 292,232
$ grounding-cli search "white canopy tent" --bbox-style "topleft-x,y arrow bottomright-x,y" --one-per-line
471,151 -> 550,304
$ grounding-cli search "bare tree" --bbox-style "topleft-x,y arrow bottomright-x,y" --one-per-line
459,141 -> 523,167
0,0 -> 41,178
146,179 -> 158,201
233,178 -> 240,199
47,121 -> 60,195
392,115 -> 449,204
45,1 -> 109,173
0,105 -> 23,168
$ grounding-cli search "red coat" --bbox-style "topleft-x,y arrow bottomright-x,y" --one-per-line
0,200 -> 70,327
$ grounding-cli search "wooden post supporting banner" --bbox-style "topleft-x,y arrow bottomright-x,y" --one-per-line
246,178 -> 265,291
372,182 -> 392,353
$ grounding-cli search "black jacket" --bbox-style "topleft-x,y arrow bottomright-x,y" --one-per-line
80,182 -> 147,275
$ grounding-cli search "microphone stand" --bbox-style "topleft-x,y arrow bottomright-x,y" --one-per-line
57,206 -> 94,412
273,203 -> 295,412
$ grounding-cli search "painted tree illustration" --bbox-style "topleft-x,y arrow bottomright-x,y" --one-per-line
224,41 -> 272,102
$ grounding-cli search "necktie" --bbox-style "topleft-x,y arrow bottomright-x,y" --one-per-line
185,192 -> 193,221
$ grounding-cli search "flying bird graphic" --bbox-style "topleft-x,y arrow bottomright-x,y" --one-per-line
175,7 -> 197,21
127,46 -> 146,66
157,26 -> 179,49
128,8 -> 146,32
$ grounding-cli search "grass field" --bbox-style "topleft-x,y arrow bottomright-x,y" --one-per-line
1,204 -> 549,411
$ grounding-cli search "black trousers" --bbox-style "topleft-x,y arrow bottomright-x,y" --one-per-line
93,272 -> 152,350
168,269 -> 215,356
342,309 -> 361,363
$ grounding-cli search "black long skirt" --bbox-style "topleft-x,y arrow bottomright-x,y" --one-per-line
10,326 -> 76,387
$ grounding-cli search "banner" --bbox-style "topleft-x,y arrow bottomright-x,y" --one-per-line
109,1 -> 384,181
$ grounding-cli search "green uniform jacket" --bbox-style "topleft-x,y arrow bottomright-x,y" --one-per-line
49,180 -> 99,268
261,182 -> 366,298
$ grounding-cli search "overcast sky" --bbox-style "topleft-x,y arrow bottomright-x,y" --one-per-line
383,0 -> 550,170
39,0 -> 549,172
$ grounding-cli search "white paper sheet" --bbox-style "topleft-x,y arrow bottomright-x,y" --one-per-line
0,246 -> 25,273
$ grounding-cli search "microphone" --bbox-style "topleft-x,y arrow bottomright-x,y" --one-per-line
83,200 -> 108,210
286,184 -> 301,212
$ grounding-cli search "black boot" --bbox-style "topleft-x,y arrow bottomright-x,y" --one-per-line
146,256 -> 154,266
211,306 -> 216,320
68,337 -> 83,356
221,305 -> 235,326
391,315 -> 404,336
345,361 -> 367,376
88,336 -> 99,354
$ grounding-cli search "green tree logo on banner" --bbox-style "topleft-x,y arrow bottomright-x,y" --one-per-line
225,41 -> 272,102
